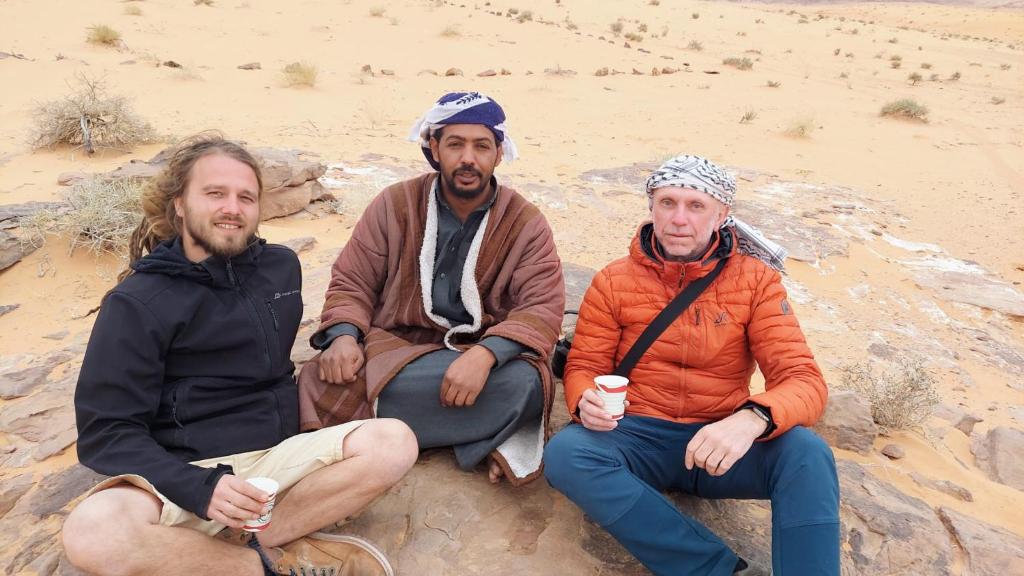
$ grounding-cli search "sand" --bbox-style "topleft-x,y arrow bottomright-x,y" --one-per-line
1,0 -> 1022,548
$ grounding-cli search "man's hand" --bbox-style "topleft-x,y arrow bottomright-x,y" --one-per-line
206,474 -> 271,528
440,346 -> 496,407
319,335 -> 364,385
684,409 -> 769,477
578,388 -> 626,432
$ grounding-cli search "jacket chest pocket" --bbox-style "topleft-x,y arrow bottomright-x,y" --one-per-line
687,304 -> 746,368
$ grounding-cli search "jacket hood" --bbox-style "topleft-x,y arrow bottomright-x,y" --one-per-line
131,236 -> 266,288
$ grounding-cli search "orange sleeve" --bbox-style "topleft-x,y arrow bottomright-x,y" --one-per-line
746,267 -> 828,439
563,267 -> 621,420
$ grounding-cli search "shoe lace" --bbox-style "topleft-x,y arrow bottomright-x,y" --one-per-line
288,569 -> 336,576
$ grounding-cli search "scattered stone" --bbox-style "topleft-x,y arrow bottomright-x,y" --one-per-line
544,67 -> 577,76
500,68 -> 511,75
418,69 -> 438,76
119,59 -> 136,65
57,171 -> 87,186
281,236 -> 317,254
43,329 -> 70,341
380,69 -> 395,76
909,473 -> 973,502
477,69 -> 497,77
594,67 -> 609,77
624,42 -> 631,49
361,64 -> 373,75
632,68 -> 643,75
813,390 -> 877,454
162,60 -> 182,68
971,426 -> 1024,491
651,67 -> 660,76
237,62 -> 261,70
1,230 -> 38,272
938,507 -> 1024,574
881,444 -> 905,459
661,67 -> 678,74
445,67 -> 463,76
0,304 -> 18,318
954,414 -> 983,436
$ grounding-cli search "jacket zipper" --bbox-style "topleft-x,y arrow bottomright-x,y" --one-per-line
228,259 -> 274,374
264,299 -> 280,331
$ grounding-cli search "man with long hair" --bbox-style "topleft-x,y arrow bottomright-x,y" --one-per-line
63,134 -> 417,576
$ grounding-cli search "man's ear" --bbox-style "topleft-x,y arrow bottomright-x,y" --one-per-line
429,137 -> 441,165
494,142 -> 504,168
174,196 -> 184,218
717,205 -> 731,228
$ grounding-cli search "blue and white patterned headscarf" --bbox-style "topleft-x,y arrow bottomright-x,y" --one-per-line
408,91 -> 519,170
645,154 -> 789,271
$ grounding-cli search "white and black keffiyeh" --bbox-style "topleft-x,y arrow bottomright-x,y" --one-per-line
408,91 -> 519,170
646,154 -> 789,271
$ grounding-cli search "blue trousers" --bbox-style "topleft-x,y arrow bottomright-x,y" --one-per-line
543,416 -> 840,576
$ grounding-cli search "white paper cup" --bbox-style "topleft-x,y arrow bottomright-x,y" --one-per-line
243,477 -> 279,533
594,375 -> 629,420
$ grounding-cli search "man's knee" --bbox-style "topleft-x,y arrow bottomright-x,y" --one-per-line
490,360 -> 542,403
63,487 -> 160,574
543,425 -> 603,490
346,419 -> 418,485
776,427 -> 836,474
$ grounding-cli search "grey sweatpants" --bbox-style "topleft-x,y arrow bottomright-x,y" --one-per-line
376,349 -> 544,470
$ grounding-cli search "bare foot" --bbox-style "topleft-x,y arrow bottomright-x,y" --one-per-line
488,457 -> 504,484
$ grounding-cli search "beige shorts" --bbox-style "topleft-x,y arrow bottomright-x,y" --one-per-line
87,420 -> 367,536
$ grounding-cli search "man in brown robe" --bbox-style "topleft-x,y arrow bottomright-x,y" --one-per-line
298,92 -> 564,485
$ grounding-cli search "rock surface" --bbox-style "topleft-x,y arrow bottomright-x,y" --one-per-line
938,507 -> 1024,575
1,229 -> 37,272
812,390 -> 877,454
971,426 -> 1024,490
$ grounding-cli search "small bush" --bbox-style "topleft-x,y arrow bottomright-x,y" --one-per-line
516,10 -> 533,23
86,25 -> 122,46
784,118 -> 815,138
369,6 -> 385,17
440,24 -> 461,37
508,7 -> 519,15
949,71 -> 961,81
920,62 -> 932,69
908,72 -> 922,85
890,60 -> 902,69
28,177 -> 144,257
123,5 -> 142,16
722,57 -> 753,70
1000,63 -> 1011,70
194,0 -> 214,5
638,23 -> 648,33
30,76 -> 155,152
991,96 -> 1006,105
880,98 -> 928,121
687,40 -> 703,51
283,61 -> 318,87
839,359 -> 939,430
739,109 -> 757,123
766,80 -> 781,87
691,12 -> 699,19
649,0 -> 660,5
564,18 -> 578,31
887,36 -> 898,43
624,32 -> 644,42
610,21 -> 623,34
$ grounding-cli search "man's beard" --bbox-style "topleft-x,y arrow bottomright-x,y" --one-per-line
182,209 -> 257,260
441,165 -> 490,199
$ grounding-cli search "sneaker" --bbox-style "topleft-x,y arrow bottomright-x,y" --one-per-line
269,532 -> 395,576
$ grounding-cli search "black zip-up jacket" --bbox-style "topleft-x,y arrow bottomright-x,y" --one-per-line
74,236 -> 303,519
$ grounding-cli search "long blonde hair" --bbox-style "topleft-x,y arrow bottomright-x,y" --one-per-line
121,133 -> 263,280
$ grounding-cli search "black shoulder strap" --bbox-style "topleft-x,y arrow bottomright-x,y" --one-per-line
613,257 -> 729,379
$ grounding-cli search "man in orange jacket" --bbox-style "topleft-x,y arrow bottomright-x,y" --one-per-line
543,155 -> 839,575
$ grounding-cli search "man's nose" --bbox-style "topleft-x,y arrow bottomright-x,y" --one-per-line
458,147 -> 477,167
220,193 -> 242,215
670,206 -> 690,226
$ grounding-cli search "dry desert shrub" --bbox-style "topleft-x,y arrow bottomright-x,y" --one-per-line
691,12 -> 700,19
687,40 -> 703,51
123,5 -> 142,16
880,98 -> 928,121
949,71 -> 961,81
908,72 -> 922,85
27,177 -> 144,257
368,6 -> 385,17
784,118 -> 815,137
649,0 -> 660,5
722,57 -> 753,70
516,10 -> 533,23
610,21 -> 624,34
86,25 -> 122,46
991,96 -> 1006,105
440,24 -> 461,37
766,79 -> 781,87
739,109 -> 757,124
194,0 -> 214,5
920,62 -> 932,69
625,32 -> 644,42
839,359 -> 939,430
283,61 -> 318,87
30,76 -> 155,153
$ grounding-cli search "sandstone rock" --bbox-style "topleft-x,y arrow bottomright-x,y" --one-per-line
261,179 -> 324,220
237,62 -> 261,70
838,460 -> 952,574
954,413 -> 983,436
0,473 -> 33,519
445,67 -> 463,76
0,303 -> 18,317
881,444 -> 905,459
1,229 -> 38,272
0,201 -> 65,225
913,269 -> 1024,318
971,426 -> 1024,490
813,390 -> 877,454
0,373 -> 78,465
29,464 -> 107,517
419,69 -> 438,76
280,236 -> 317,254
562,262 -> 597,311
0,350 -> 73,400
500,68 -> 511,75
44,329 -> 70,341
477,69 -> 497,77
162,60 -> 182,68
909,473 -> 973,502
938,507 -> 1024,574
380,69 -> 395,76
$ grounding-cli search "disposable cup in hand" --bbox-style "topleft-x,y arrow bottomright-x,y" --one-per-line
243,477 -> 279,533
594,375 -> 629,420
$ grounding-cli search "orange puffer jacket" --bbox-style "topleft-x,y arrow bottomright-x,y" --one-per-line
564,224 -> 827,440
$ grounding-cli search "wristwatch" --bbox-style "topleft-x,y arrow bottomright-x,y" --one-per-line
741,403 -> 774,438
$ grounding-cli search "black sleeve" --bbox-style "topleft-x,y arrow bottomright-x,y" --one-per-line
74,291 -> 230,519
